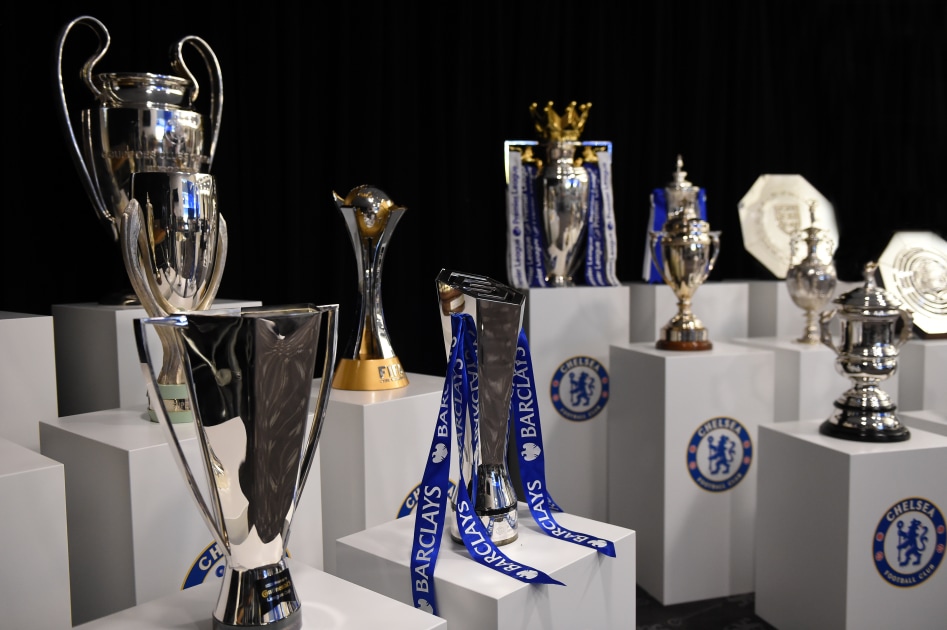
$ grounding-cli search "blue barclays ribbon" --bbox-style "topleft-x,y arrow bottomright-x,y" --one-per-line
506,153 -> 529,289
511,329 -> 617,558
521,163 -> 549,288
597,152 -> 620,286
584,162 -> 607,286
646,187 -> 708,283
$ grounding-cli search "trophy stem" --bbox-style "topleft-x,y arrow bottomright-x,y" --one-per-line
820,380 -> 909,442
796,309 -> 821,344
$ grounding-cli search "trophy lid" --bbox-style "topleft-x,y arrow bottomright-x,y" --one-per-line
664,155 -> 702,221
529,100 -> 592,142
834,261 -> 905,313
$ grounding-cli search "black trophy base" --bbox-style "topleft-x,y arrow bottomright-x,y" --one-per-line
819,406 -> 911,442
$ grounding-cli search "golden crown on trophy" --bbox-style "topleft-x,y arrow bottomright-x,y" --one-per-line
529,100 -> 592,142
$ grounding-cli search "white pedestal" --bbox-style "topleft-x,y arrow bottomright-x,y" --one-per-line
900,409 -> 947,438
336,504 -> 635,630
755,420 -> 947,630
522,285 -> 630,522
628,281 -> 749,345
0,312 -> 58,451
74,558 -> 446,629
52,299 -> 261,417
731,336 -> 861,423
0,436 -> 72,629
39,406 -> 324,626
746,279 -> 860,339
898,338 -> 947,415
607,341 -> 775,605
320,373 -> 450,575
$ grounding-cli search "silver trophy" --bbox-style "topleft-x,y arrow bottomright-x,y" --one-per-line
331,185 -> 408,390
136,304 -> 338,629
530,101 -> 592,286
877,231 -> 947,337
436,269 -> 525,545
122,171 -> 227,422
649,157 -> 721,351
786,201 -> 838,344
819,262 -> 913,442
56,15 -> 223,242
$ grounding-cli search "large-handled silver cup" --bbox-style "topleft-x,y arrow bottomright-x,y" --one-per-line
136,304 -> 338,629
436,269 -> 525,545
56,15 -> 223,242
122,171 -> 227,423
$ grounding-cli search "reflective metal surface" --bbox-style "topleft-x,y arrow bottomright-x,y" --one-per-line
877,231 -> 947,336
137,305 -> 338,629
786,201 -> 838,344
649,157 -> 721,350
819,262 -> 912,441
331,185 -> 408,390
436,269 -> 525,545
56,15 -> 223,241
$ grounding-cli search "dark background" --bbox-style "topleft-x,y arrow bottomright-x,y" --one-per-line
6,1 -> 947,378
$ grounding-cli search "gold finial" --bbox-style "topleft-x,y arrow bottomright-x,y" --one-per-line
529,100 -> 592,142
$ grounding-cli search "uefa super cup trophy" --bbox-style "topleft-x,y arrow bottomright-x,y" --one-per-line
786,200 -> 838,344
122,171 -> 227,422
530,101 -> 592,286
649,157 -> 721,350
136,304 -> 338,629
436,269 -> 525,545
819,262 -> 913,442
56,15 -> 223,242
331,185 -> 408,390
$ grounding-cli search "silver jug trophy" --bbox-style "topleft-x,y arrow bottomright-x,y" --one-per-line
820,262 -> 913,442
649,156 -> 721,350
56,15 -> 223,242
436,269 -> 526,545
122,171 -> 228,423
331,185 -> 408,390
786,200 -> 838,344
136,304 -> 338,629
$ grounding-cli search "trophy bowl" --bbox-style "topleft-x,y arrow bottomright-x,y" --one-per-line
786,201 -> 838,344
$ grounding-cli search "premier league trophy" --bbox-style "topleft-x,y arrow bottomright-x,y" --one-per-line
122,171 -> 227,422
819,262 -> 913,442
786,200 -> 838,344
649,157 -> 721,350
331,185 -> 408,390
436,269 -> 525,545
56,15 -> 223,243
136,304 -> 338,629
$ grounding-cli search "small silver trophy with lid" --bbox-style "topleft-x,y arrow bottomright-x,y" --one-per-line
786,200 -> 838,344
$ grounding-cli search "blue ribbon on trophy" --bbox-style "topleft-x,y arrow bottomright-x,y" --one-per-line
643,181 -> 708,283
410,314 -> 616,616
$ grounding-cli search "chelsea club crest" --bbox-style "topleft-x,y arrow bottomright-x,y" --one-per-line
686,417 -> 752,492
550,355 -> 609,422
873,497 -> 946,588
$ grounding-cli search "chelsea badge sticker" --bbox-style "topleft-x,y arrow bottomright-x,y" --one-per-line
550,356 -> 609,422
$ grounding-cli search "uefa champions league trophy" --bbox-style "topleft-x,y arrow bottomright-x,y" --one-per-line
331,185 -> 408,390
436,269 -> 526,545
819,262 -> 913,442
136,304 -> 338,629
122,171 -> 227,423
56,15 -> 223,242
786,200 -> 838,344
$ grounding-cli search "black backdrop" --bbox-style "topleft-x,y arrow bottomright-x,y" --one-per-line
6,1 -> 947,378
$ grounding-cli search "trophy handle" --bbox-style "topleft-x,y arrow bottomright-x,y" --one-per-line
706,230 -> 722,274
894,308 -> 914,350
55,15 -> 115,238
819,309 -> 839,355
196,214 -> 228,311
172,36 -> 224,171
648,231 -> 668,283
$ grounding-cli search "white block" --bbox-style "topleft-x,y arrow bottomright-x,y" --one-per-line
607,341 -> 774,604
336,504 -> 635,630
73,558 -> 446,629
628,281 -> 749,345
319,373 -> 449,575
746,279 -> 860,339
52,299 -> 261,417
0,437 -> 72,629
0,312 -> 58,450
898,338 -> 947,415
900,409 -> 947,438
40,406 -> 323,626
755,420 -> 947,630
522,285 -> 629,522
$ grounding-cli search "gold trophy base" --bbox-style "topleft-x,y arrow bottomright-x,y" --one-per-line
332,357 -> 409,391
147,383 -> 193,424
655,313 -> 713,351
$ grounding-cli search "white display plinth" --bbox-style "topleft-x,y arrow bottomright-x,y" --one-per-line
607,341 -> 775,605
755,420 -> 947,630
336,504 -> 635,630
39,406 -> 323,626
900,409 -> 947,438
628,281 -> 749,345
73,558 -> 446,629
52,299 -> 261,417
898,337 -> 947,415
320,373 -> 450,575
731,336 -> 863,423
521,285 -> 629,523
0,436 -> 72,629
0,312 -> 58,451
